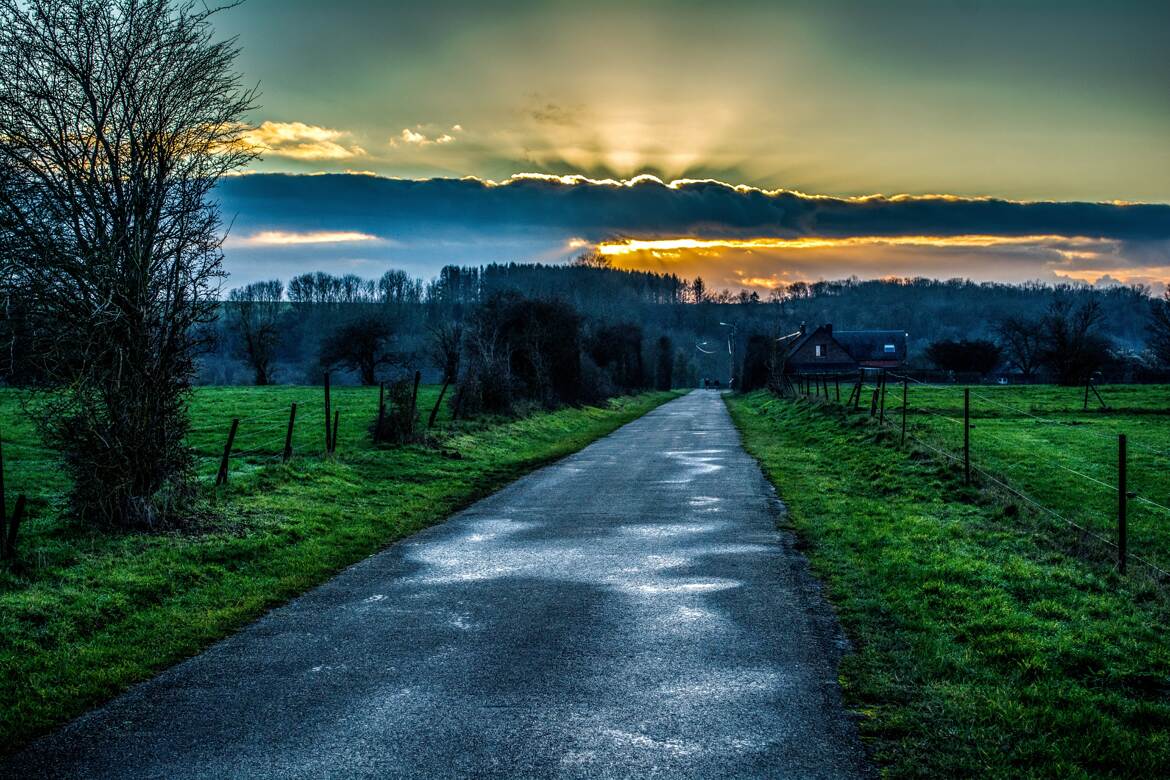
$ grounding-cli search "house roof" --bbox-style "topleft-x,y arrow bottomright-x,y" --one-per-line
834,330 -> 907,363
784,325 -> 907,373
785,324 -> 829,358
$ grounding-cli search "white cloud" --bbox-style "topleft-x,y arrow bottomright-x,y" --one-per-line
229,230 -> 380,247
392,125 -> 461,147
242,121 -> 366,160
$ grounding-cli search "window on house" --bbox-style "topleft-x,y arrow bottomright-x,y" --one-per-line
884,343 -> 896,353
815,344 -> 825,357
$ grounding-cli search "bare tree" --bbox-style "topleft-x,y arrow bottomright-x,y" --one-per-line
379,269 -> 423,307
1039,299 -> 1111,386
0,0 -> 257,527
994,316 -> 1043,381
228,280 -> 284,385
1150,291 -> 1170,367
320,315 -> 397,385
427,321 -> 462,428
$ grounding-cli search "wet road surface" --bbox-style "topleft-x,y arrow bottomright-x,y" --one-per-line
4,390 -> 869,779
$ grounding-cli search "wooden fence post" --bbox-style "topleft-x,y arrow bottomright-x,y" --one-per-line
331,410 -> 340,453
879,372 -> 887,424
375,382 -> 385,443
963,388 -> 971,485
835,375 -> 840,403
1089,380 -> 1108,410
215,418 -> 239,487
410,370 -> 421,435
901,377 -> 908,445
0,430 -> 6,556
283,403 -> 297,463
324,371 -> 332,456
3,494 -> 24,560
1118,433 -> 1128,574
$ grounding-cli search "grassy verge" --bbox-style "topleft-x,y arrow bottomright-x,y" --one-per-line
726,391 -> 1170,778
890,383 -> 1170,571
0,388 -> 681,753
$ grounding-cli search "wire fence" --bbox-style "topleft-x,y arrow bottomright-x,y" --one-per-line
786,370 -> 1170,582
1,375 -> 439,559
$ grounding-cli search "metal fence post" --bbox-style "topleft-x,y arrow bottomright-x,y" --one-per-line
215,418 -> 240,486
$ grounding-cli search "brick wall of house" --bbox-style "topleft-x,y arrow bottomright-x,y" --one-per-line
789,326 -> 854,369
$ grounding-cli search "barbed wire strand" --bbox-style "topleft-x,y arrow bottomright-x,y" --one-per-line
885,406 -> 1170,579
886,374 -> 1170,460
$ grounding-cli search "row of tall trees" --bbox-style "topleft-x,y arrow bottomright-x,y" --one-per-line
207,266 -> 1170,393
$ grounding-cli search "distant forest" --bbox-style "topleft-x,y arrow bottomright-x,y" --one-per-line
5,259 -> 1169,391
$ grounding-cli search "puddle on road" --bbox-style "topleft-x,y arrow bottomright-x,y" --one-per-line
658,668 -> 794,699
658,449 -> 727,484
621,578 -> 741,595
618,521 -> 727,538
599,728 -> 703,757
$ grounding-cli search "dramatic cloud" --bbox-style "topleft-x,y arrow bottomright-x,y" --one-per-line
218,172 -> 1170,241
214,173 -> 1170,291
392,126 -> 460,147
242,121 -> 367,160
216,2 -> 1170,200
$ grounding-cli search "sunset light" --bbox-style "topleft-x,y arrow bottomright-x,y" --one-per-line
3,3 -> 1169,776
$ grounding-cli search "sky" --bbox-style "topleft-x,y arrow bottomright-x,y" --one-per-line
213,0 -> 1170,293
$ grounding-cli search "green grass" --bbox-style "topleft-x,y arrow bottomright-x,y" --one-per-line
0,385 -> 681,753
726,390 -> 1170,778
888,383 -> 1170,572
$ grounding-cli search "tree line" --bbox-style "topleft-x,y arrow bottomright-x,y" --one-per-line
205,263 -> 1170,391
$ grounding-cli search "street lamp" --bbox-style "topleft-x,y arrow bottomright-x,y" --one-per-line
718,322 -> 737,388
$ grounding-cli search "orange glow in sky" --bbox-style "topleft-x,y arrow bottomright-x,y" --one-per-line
595,234 -> 1100,256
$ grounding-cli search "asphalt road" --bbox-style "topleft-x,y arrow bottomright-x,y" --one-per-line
4,390 -> 869,779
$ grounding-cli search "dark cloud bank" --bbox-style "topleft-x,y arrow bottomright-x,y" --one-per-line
217,173 -> 1170,243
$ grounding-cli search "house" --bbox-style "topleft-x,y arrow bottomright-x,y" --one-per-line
785,324 -> 907,374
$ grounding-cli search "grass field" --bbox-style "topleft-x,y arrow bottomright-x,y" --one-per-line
883,382 -> 1170,574
0,385 -> 681,753
726,391 -> 1170,777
